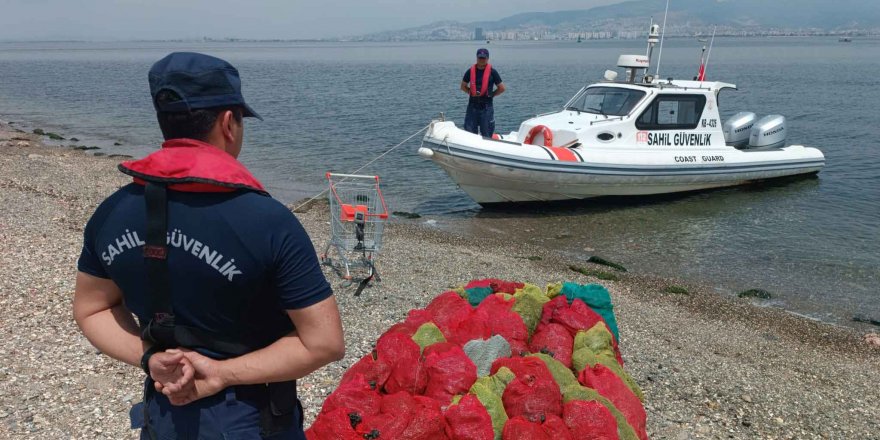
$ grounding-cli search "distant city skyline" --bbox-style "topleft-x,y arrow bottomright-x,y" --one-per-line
0,0 -> 624,41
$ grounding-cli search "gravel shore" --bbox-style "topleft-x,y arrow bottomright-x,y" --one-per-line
1,123 -> 878,439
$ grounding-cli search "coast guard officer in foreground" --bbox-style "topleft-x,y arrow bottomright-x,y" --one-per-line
460,47 -> 506,136
73,52 -> 345,439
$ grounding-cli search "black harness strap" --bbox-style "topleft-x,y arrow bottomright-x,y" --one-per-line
139,181 -> 296,435
142,182 -> 176,347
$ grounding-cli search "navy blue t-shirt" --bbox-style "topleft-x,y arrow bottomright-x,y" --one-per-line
463,66 -> 502,104
77,183 -> 333,356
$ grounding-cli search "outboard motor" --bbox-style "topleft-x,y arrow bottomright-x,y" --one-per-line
749,115 -> 787,149
722,112 -> 757,148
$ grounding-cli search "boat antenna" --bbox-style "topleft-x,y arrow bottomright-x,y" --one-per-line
701,26 -> 717,83
655,0 -> 670,78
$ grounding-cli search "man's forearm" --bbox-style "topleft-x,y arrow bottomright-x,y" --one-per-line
75,304 -> 145,367
218,332 -> 341,386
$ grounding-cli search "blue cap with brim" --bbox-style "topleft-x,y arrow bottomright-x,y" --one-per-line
149,52 -> 262,120
476,48 -> 489,58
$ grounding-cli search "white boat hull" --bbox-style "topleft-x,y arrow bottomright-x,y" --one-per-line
420,121 -> 824,204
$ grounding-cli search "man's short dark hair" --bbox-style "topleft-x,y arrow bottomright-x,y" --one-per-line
155,90 -> 243,141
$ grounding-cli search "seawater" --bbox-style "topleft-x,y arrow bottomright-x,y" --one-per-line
0,38 -> 877,327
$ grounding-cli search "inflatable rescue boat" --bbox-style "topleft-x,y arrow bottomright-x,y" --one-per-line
419,25 -> 825,205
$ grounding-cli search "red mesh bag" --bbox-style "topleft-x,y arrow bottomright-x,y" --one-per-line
443,394 -> 494,440
444,309 -> 491,346
541,414 -> 574,440
423,342 -> 461,358
508,338 -> 531,357
579,364 -> 647,440
477,295 -> 529,346
320,374 -> 381,417
539,295 -> 569,326
529,322 -> 574,368
501,417 -> 550,440
401,396 -> 449,440
426,291 -> 473,334
306,407 -> 362,440
378,333 -> 427,395
464,279 -> 496,289
490,356 -> 554,380
355,412 -> 410,439
379,391 -> 417,415
464,279 -> 524,294
339,353 -> 392,390
501,371 -> 563,423
423,346 -> 478,405
552,299 -> 605,338
562,400 -> 620,440
501,415 -> 573,440
382,309 -> 435,339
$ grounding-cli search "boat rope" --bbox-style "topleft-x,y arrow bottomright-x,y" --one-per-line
291,123 -> 431,212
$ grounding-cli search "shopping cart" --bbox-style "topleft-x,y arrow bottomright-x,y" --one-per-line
321,172 -> 389,295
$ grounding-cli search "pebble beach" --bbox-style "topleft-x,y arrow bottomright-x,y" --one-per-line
1,121 -> 878,439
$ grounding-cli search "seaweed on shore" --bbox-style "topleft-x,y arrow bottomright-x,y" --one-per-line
569,265 -> 620,281
587,256 -> 627,272
392,211 -> 421,219
737,289 -> 772,299
664,286 -> 689,295
852,314 -> 880,327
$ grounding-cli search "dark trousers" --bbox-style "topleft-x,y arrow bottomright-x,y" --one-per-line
464,101 -> 495,136
131,381 -> 305,439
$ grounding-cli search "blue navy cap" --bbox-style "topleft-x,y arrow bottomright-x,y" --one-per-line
148,52 -> 262,120
476,48 -> 489,58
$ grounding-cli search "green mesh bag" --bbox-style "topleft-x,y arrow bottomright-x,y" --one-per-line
411,322 -> 446,351
545,282 -> 564,299
515,283 -> 545,298
512,288 -> 550,335
469,380 -> 509,438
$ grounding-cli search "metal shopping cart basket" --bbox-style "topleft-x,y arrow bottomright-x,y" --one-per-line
321,172 -> 389,295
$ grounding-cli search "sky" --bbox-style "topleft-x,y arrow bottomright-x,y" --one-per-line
0,0 -> 625,41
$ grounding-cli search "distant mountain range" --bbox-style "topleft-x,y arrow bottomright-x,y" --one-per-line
347,0 -> 880,41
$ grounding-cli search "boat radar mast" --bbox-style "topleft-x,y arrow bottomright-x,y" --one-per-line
612,24 -> 660,83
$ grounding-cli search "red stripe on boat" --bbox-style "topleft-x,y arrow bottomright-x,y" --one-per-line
545,146 -> 579,162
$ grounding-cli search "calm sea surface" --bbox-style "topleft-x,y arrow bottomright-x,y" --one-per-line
1,38 -> 877,327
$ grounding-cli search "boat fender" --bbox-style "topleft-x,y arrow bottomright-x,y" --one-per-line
524,125 -> 554,147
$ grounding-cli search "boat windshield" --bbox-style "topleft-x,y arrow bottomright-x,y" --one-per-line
566,87 -> 646,116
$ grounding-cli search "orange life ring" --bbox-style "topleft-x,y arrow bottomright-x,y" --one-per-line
524,125 -> 554,147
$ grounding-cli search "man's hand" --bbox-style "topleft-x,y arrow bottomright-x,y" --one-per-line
149,351 -> 194,395
158,349 -> 227,406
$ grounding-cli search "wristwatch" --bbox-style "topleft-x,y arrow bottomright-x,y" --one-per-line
140,346 -> 161,376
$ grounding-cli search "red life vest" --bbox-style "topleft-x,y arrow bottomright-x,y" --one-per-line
118,138 -> 267,194
469,64 -> 493,97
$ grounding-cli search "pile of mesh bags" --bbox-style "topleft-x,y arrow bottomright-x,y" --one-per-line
306,279 -> 647,440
